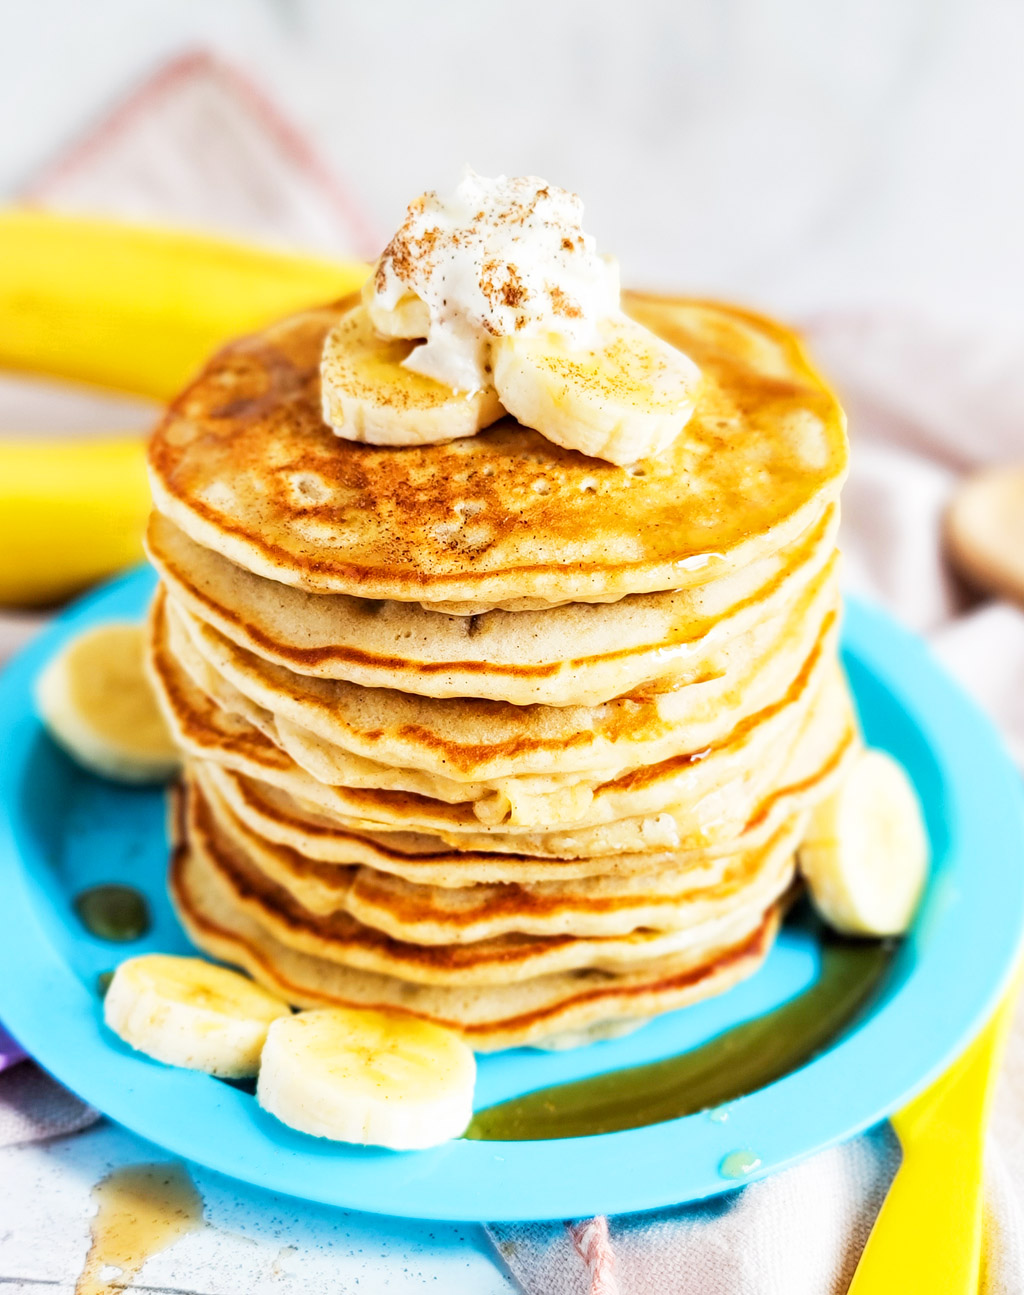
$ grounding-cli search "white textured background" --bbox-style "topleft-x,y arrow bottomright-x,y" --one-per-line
2,0 -> 1022,328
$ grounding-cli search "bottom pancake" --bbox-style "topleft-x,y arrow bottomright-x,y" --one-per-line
170,828 -> 783,1052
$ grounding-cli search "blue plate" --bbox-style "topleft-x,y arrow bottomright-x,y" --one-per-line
0,567 -> 1022,1222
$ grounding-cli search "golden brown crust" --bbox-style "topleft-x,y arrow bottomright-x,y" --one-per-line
147,293 -> 847,603
169,832 -> 780,1048
181,773 -> 792,986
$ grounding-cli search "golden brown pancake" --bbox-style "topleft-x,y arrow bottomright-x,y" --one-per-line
181,775 -> 792,987
145,502 -> 839,706
181,764 -> 795,986
148,281 -> 855,1052
147,294 -> 847,606
194,765 -> 805,942
160,556 -> 840,787
149,589 -> 848,838
196,758 -> 825,885
171,829 -> 783,1051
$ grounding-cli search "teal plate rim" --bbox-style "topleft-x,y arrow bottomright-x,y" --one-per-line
0,567 -> 1022,1222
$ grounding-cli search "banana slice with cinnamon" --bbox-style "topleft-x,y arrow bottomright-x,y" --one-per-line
799,748 -> 929,937
493,312 -> 701,466
104,954 -> 290,1078
257,1007 -> 476,1149
321,307 -> 504,447
36,623 -> 180,783
360,276 -> 430,340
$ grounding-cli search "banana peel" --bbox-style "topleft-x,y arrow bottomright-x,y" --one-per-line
0,210 -> 369,606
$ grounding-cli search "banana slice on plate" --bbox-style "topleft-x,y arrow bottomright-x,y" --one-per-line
36,623 -> 180,783
104,954 -> 291,1078
799,748 -> 929,936
257,1007 -> 476,1149
321,307 -> 504,446
493,312 -> 701,466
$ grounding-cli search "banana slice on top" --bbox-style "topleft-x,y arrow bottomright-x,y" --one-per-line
799,748 -> 929,937
36,623 -> 180,783
360,276 -> 430,339
493,312 -> 701,466
104,954 -> 291,1078
257,1007 -> 476,1149
321,307 -> 504,447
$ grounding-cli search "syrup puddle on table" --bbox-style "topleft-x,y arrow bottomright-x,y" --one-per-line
75,1163 -> 203,1295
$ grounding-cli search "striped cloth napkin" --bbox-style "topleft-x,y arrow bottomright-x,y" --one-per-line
0,1026 -> 98,1148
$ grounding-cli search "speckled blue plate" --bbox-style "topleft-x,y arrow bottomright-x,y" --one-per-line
0,567 -> 1021,1221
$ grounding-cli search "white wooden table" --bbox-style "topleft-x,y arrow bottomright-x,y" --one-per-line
0,1117 -> 517,1293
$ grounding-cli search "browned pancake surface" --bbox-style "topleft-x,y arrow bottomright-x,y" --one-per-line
148,293 -> 847,603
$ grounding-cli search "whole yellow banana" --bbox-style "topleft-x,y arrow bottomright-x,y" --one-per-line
0,210 -> 368,399
0,211 -> 370,606
0,436 -> 152,606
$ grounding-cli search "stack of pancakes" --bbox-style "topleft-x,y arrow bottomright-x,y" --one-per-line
145,291 -> 854,1051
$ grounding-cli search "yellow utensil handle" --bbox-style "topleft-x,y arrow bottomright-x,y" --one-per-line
849,983 -> 1019,1295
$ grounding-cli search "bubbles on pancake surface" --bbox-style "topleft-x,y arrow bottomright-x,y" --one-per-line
454,499 -> 486,518
288,472 -> 333,506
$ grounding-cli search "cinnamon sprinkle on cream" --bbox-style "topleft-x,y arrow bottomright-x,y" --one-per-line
367,169 -> 620,392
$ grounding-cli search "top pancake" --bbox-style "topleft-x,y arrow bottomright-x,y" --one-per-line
148,292 -> 848,605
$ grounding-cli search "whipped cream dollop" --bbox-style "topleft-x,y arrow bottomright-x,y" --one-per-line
370,169 -> 620,392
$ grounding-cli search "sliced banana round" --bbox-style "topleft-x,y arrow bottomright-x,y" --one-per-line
321,307 -> 504,447
104,954 -> 291,1078
257,1007 -> 476,1149
492,311 -> 701,466
799,748 -> 929,937
36,623 -> 180,783
360,276 -> 430,339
